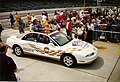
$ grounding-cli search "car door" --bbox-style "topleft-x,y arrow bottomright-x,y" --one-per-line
21,33 -> 39,54
35,34 -> 61,59
35,34 -> 51,56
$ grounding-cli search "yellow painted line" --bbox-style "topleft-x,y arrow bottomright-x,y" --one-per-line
99,42 -> 108,52
94,41 -> 120,55
111,44 -> 120,54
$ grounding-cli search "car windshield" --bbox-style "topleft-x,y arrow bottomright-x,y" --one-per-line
50,32 -> 72,46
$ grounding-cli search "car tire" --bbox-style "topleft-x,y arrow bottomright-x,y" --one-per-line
61,54 -> 77,67
13,45 -> 24,57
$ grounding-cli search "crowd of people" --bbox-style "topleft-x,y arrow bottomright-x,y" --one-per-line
26,7 -> 120,43
4,7 -> 120,44
8,12 -> 25,33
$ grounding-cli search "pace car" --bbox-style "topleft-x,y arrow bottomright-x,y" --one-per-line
6,31 -> 98,67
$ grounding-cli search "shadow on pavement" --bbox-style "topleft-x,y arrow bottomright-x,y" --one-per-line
75,56 -> 104,70
20,54 -> 104,69
22,54 -> 62,66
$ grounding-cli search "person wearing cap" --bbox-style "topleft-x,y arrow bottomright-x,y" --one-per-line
66,18 -> 73,38
0,43 -> 17,81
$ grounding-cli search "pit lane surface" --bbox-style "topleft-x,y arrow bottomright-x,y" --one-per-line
1,29 -> 120,82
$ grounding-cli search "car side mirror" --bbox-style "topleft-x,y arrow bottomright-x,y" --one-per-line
48,42 -> 55,47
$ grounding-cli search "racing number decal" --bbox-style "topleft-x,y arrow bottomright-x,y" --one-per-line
44,47 -> 49,53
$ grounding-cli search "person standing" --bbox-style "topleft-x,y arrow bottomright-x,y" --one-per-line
0,22 -> 4,42
8,13 -> 15,27
18,18 -> 25,33
31,14 -> 36,23
42,11 -> 48,17
52,20 -> 61,31
106,21 -> 112,42
66,18 -> 73,38
0,43 -> 17,81
36,20 -> 43,32
29,19 -> 37,32
41,14 -> 47,25
26,13 -> 32,26
14,12 -> 21,27
44,18 -> 50,34
86,21 -> 94,44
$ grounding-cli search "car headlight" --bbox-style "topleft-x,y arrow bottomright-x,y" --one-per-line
86,52 -> 94,57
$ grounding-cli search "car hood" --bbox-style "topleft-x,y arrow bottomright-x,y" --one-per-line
61,39 -> 89,52
58,39 -> 98,57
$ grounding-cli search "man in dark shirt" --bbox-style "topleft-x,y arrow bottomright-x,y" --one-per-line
0,43 -> 17,81
9,13 -> 15,27
106,21 -> 112,42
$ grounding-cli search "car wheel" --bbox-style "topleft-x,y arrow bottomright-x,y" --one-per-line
13,45 -> 24,57
61,54 -> 77,67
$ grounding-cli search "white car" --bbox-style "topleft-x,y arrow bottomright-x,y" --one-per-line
6,31 -> 98,67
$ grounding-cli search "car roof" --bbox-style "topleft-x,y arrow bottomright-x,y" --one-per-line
18,30 -> 60,38
31,30 -> 59,36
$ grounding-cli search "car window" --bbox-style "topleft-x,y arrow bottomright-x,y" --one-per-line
37,34 -> 50,44
22,33 -> 38,42
50,32 -> 72,46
